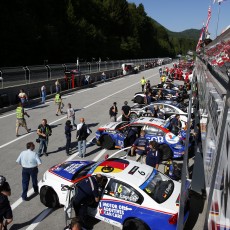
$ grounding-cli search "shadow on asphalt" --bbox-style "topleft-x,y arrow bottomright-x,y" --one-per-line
184,192 -> 206,230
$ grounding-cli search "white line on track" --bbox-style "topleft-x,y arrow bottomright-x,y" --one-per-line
25,208 -> 53,230
77,88 -> 92,93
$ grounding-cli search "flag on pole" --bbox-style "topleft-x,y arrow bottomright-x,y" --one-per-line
205,6 -> 211,34
196,6 -> 212,52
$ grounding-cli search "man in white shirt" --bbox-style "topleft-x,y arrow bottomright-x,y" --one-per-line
67,103 -> 77,128
76,118 -> 91,158
16,142 -> 41,201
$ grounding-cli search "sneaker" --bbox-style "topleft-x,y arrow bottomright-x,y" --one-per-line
22,197 -> 28,201
56,114 -> 58,116
16,134 -> 19,137
45,153 -> 48,156
27,129 -> 31,133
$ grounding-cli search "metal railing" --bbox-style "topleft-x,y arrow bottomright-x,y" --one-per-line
0,58 -> 160,89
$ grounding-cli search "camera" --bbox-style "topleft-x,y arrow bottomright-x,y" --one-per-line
36,138 -> 40,143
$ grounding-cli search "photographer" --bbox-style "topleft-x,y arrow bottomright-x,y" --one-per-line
65,120 -> 73,156
36,119 -> 52,157
16,102 -> 31,137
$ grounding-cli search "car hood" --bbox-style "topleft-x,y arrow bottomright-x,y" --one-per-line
49,161 -> 94,181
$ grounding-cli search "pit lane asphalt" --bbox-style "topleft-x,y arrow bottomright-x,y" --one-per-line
0,67 -> 168,230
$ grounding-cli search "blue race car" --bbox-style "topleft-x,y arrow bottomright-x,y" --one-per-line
96,117 -> 190,160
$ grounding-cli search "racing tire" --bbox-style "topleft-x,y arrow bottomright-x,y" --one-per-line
40,186 -> 60,208
123,219 -> 150,230
159,144 -> 173,161
129,112 -> 138,120
135,95 -> 144,104
100,135 -> 114,149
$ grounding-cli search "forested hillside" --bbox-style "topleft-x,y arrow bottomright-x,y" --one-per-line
0,0 -> 199,67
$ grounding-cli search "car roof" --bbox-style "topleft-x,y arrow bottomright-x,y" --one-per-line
151,100 -> 180,107
49,160 -> 94,181
92,158 -> 154,187
131,117 -> 167,127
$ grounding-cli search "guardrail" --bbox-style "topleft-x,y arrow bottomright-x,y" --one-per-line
0,58 -> 163,89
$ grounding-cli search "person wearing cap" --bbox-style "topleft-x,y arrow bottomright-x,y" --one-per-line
16,142 -> 42,201
121,101 -> 131,121
0,176 -> 13,230
109,102 -> 118,122
146,141 -> 160,169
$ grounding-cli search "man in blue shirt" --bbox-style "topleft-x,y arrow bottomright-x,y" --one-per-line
131,130 -> 149,163
16,142 -> 42,201
146,141 -> 160,169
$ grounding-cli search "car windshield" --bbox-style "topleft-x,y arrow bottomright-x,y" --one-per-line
72,162 -> 96,180
140,170 -> 174,204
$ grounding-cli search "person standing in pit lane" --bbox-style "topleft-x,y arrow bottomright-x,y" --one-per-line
37,119 -> 52,157
41,85 -> 46,104
67,103 -> 77,128
130,130 -> 149,163
15,102 -> 31,137
16,142 -> 41,201
140,76 -> 147,92
146,141 -> 160,169
109,102 -> 118,122
0,176 -> 13,230
65,120 -> 73,156
121,101 -> 131,121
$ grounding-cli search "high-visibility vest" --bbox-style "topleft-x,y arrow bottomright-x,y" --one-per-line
55,94 -> 61,103
16,107 -> 24,119
141,79 -> 146,85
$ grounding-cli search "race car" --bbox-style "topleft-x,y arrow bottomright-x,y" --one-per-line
64,158 -> 191,230
39,160 -> 97,207
132,85 -> 188,104
95,117 -> 189,160
129,100 -> 192,121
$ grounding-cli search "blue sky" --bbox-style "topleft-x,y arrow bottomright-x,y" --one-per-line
128,0 -> 230,39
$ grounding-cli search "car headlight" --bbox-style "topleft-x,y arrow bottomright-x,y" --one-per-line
42,172 -> 47,182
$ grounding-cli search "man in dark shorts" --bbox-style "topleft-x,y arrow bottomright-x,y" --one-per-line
121,101 -> 131,121
0,176 -> 13,230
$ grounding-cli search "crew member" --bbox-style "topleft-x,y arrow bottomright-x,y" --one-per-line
121,101 -> 131,121
146,141 -> 160,169
55,93 -> 63,116
140,77 -> 146,92
16,142 -> 41,201
72,174 -> 104,223
130,130 -> 149,163
15,102 -> 31,137
0,176 -> 13,230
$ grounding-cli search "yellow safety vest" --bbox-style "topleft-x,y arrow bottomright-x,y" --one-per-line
141,79 -> 146,85
55,94 -> 61,103
16,107 -> 24,119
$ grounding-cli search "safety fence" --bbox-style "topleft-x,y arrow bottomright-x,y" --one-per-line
0,58 -> 161,89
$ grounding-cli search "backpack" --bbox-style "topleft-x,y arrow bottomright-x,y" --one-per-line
109,106 -> 115,117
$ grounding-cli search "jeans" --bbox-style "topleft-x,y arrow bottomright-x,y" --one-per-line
41,92 -> 46,103
38,138 -> 48,156
78,140 -> 86,157
66,136 -> 71,154
22,167 -> 38,199
71,117 -> 77,127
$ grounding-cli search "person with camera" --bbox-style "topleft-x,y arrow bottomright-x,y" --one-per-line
65,120 -> 73,156
36,119 -> 52,157
16,142 -> 41,201
64,217 -> 84,230
0,176 -> 13,230
15,102 -> 31,137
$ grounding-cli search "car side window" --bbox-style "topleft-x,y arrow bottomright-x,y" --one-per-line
144,125 -> 158,135
164,105 -> 176,113
104,179 -> 143,205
